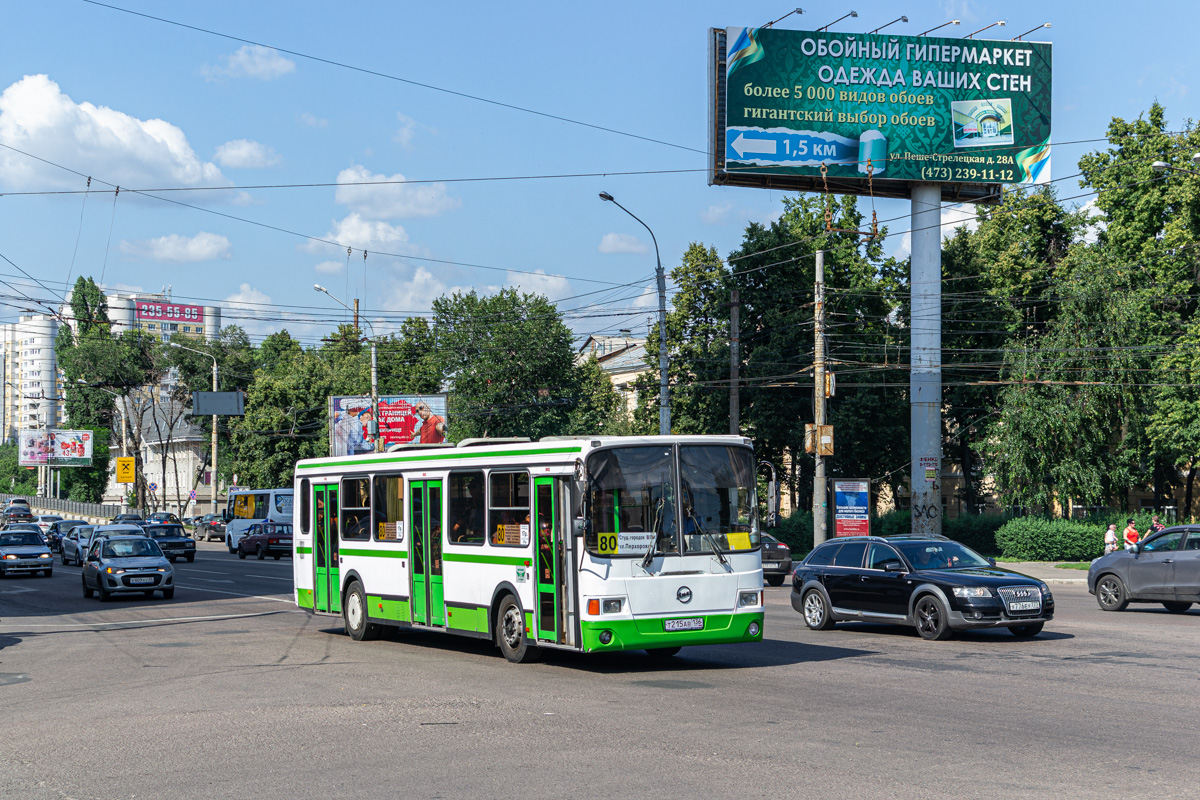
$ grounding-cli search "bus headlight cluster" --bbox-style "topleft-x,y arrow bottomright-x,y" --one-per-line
738,590 -> 761,608
601,598 -> 624,614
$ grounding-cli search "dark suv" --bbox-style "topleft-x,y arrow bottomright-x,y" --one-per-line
791,534 -> 1054,640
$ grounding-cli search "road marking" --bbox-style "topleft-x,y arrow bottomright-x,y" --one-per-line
175,584 -> 293,603
247,574 -> 293,582
0,586 -> 37,594
189,578 -> 235,584
9,610 -> 299,628
181,568 -> 228,575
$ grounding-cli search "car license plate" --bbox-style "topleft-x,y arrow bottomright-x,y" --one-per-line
664,617 -> 704,632
1009,601 -> 1039,611
129,576 -> 154,584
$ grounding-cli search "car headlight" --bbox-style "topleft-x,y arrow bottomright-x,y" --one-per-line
38,553 -> 51,559
105,567 -> 126,574
952,586 -> 991,598
3,554 -> 17,560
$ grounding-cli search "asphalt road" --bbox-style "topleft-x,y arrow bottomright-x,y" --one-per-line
1,544 -> 1197,799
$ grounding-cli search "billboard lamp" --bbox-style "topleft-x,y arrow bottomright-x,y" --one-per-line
816,11 -> 856,32
868,16 -> 907,35
1012,23 -> 1051,41
917,20 -> 960,36
763,8 -> 803,29
965,20 -> 1006,39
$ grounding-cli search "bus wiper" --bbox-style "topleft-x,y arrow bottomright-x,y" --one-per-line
640,534 -> 659,570
702,531 -> 729,567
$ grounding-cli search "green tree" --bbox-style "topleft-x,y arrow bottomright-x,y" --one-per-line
569,356 -> 632,435
0,443 -> 39,495
378,317 -> 443,395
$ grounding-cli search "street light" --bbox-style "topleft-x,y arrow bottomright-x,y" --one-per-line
815,11 -> 856,32
764,7 -> 803,28
1012,22 -> 1051,41
314,284 -> 380,452
168,341 -> 221,515
965,20 -> 1006,39
599,191 -> 671,435
1152,155 -> 1200,175
868,16 -> 907,35
918,20 -> 960,36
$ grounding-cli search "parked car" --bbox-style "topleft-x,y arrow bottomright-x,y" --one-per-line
46,519 -> 87,552
142,524 -> 196,563
111,513 -> 145,525
791,534 -> 1055,640
761,532 -> 793,586
61,526 -> 94,565
0,529 -> 54,577
195,514 -> 225,542
236,522 -> 293,560
1089,525 -> 1200,613
81,534 -> 175,600
35,514 -> 63,535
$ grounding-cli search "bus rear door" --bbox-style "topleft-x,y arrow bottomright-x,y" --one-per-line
313,483 -> 340,614
409,479 -> 446,627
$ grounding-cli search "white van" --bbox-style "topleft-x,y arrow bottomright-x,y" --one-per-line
224,489 -> 293,553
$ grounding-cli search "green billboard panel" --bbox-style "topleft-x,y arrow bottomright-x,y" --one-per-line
708,27 -> 1052,202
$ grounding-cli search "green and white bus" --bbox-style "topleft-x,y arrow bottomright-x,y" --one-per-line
292,435 -> 764,662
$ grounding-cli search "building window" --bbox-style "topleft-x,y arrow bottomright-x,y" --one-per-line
183,325 -> 191,333
147,324 -> 156,330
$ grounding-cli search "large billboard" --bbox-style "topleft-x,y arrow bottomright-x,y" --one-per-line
709,27 -> 1052,201
18,429 -> 94,466
329,395 -> 448,457
135,300 -> 204,323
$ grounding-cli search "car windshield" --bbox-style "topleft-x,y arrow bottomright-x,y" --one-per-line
102,539 -> 162,558
0,532 -> 43,546
144,525 -> 185,538
894,541 -> 991,570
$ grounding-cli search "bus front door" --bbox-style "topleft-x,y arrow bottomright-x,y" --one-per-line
409,479 -> 446,627
313,483 -> 340,614
534,477 -> 563,644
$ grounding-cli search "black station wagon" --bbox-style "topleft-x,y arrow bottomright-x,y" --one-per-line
791,535 -> 1054,640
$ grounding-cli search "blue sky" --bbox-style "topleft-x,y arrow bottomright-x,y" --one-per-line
1,0 -> 1194,346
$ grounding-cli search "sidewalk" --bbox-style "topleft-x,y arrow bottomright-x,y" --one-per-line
1004,561 -> 1088,585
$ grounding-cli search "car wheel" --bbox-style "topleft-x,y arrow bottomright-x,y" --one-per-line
1008,622 -> 1045,638
496,594 -> 540,663
1096,574 -> 1129,612
914,594 -> 953,641
162,588 -> 175,600
802,589 -> 836,631
344,581 -> 380,641
185,554 -> 194,563
257,545 -> 266,561
61,551 -> 68,565
82,576 -> 93,598
273,554 -> 281,560
645,647 -> 682,658
96,579 -> 110,602
765,574 -> 785,587
237,548 -> 246,559
1162,601 -> 1193,613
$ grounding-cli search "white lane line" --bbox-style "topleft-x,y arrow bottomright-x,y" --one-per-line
247,575 -> 293,582
181,568 -> 228,575
8,610 -> 298,628
189,578 -> 235,584
175,584 -> 293,603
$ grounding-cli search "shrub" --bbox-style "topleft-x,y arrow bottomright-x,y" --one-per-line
943,515 -> 1006,555
873,510 -> 911,538
771,511 -> 813,555
995,517 -> 1106,561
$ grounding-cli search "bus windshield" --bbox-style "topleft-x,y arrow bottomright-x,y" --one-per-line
586,444 -> 757,557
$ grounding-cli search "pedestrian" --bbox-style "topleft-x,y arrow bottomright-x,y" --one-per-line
1104,523 -> 1119,555
1122,518 -> 1139,550
1148,515 -> 1165,536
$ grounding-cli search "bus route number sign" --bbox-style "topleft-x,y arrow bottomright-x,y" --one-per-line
597,531 -> 656,556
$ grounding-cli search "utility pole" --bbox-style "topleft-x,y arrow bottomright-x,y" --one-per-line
910,184 -> 943,535
353,298 -> 359,332
210,358 -> 219,515
729,288 -> 740,435
813,250 -> 828,547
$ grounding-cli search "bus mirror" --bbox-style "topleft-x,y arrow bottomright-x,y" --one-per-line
222,511 -> 231,523
572,518 -> 589,538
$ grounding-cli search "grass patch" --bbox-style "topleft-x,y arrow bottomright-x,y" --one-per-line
1054,562 -> 1091,570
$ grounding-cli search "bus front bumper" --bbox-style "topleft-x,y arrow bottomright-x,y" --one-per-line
580,611 -> 764,652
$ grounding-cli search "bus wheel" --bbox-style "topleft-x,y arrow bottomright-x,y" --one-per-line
496,595 -> 540,663
645,647 -> 682,658
344,581 -> 380,641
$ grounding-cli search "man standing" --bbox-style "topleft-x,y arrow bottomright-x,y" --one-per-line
1104,523 -> 1119,555
1148,515 -> 1166,536
1123,518 -> 1140,550
411,402 -> 447,444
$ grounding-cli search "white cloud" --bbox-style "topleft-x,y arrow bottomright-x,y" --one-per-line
1081,198 -> 1107,245
119,232 -> 232,262
314,260 -> 344,275
631,285 -> 658,309
304,213 -> 420,256
300,112 -> 327,127
504,270 -> 572,301
891,203 -> 980,261
202,46 -> 295,80
598,233 -> 649,254
214,139 -> 281,168
701,203 -> 734,225
394,113 -> 417,147
0,74 -> 227,192
334,164 -> 460,219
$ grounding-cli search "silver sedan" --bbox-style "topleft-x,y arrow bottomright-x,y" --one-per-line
81,535 -> 175,600
0,530 -> 54,577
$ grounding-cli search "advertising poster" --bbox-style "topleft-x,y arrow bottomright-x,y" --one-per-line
834,479 -> 870,537
718,27 -> 1052,192
19,429 -> 93,466
329,394 -> 448,457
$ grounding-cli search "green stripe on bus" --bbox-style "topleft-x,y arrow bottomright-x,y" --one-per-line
443,552 -> 528,567
579,612 -> 764,652
296,445 -> 582,471
296,546 -> 313,554
341,548 -> 408,558
367,595 -> 410,622
296,588 -> 314,608
446,604 -> 489,633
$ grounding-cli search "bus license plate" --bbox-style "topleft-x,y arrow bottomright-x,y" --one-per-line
664,617 -> 704,632
1009,601 -> 1039,612
129,576 -> 154,584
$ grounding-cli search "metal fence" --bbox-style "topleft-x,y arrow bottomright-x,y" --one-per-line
0,494 -> 123,520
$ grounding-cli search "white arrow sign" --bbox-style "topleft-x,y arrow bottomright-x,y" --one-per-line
731,133 -> 778,158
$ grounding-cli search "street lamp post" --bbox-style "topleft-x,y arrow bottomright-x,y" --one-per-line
315,285 -> 380,452
599,191 -> 671,435
169,342 -> 220,515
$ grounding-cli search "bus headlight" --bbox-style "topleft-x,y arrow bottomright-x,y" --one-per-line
748,622 -> 761,637
738,590 -> 761,608
601,598 -> 623,614
598,630 -> 613,645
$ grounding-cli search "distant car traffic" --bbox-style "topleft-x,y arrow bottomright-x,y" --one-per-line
792,534 -> 1055,640
0,530 -> 54,577
61,526 -> 94,565
236,522 -> 293,560
35,514 -> 63,534
81,534 -> 175,600
142,524 -> 196,562
146,512 -> 182,525
2,507 -> 35,525
5,498 -> 30,509
111,513 -> 145,525
46,519 -> 87,552
760,532 -> 792,586
194,514 -> 225,542
1089,525 -> 1200,613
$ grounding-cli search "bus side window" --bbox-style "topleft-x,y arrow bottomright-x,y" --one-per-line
340,476 -> 370,541
448,471 -> 485,545
489,472 -> 530,547
300,479 -> 310,534
372,475 -> 403,542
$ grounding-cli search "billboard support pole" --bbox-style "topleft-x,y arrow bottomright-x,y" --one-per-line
910,183 -> 943,535
371,340 -> 380,452
813,250 -> 827,547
